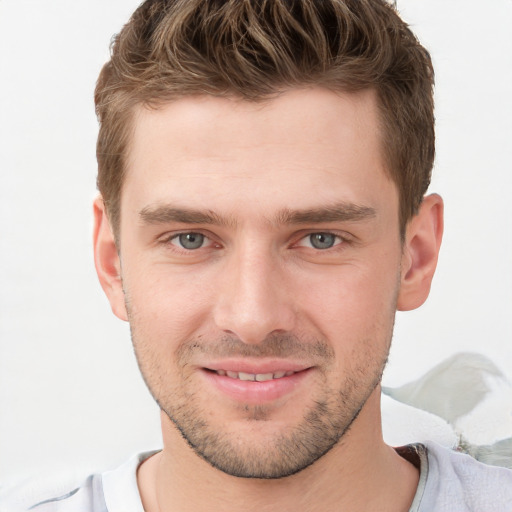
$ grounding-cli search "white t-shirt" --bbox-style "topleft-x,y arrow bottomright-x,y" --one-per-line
4,442 -> 512,512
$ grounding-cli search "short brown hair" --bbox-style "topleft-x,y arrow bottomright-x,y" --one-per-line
95,0 -> 434,237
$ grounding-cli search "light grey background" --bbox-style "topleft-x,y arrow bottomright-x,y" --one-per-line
1,0 -> 511,482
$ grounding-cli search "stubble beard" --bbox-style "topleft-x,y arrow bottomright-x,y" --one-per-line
130,329 -> 391,480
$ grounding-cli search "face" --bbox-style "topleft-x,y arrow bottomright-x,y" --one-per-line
109,88 -> 405,478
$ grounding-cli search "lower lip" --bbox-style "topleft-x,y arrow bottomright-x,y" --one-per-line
201,368 -> 312,404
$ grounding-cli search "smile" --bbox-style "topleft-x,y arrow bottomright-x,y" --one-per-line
213,370 -> 297,381
201,366 -> 313,404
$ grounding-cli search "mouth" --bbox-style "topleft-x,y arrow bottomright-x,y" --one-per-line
201,364 -> 313,404
207,369 -> 297,382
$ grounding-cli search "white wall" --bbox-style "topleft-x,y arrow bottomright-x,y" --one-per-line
0,0 -> 511,482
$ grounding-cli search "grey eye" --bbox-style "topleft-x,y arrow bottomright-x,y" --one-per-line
177,233 -> 205,250
309,233 -> 336,249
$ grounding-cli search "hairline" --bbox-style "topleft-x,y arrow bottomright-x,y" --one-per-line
104,85 -> 408,246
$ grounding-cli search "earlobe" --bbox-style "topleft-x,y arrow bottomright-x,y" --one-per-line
397,194 -> 444,311
93,196 -> 128,321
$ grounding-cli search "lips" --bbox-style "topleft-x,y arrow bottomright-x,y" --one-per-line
212,369 -> 297,381
201,363 -> 312,404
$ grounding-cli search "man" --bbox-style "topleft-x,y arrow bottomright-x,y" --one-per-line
14,0 -> 512,510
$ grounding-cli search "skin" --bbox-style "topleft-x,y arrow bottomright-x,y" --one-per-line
94,87 -> 443,511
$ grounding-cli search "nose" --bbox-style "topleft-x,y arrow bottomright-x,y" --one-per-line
212,244 -> 297,344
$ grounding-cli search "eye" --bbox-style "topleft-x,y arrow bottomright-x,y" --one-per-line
171,232 -> 208,250
298,232 -> 342,250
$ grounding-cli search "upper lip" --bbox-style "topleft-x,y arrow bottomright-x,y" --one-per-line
201,359 -> 312,375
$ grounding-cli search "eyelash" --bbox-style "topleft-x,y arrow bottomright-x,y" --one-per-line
165,232 -> 217,251
159,230 -> 350,253
296,232 -> 345,250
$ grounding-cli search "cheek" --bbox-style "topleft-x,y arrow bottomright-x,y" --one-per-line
122,262 -> 217,344
292,260 -> 400,358
296,260 -> 400,319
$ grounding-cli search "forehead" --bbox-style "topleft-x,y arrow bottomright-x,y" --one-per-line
122,88 -> 395,220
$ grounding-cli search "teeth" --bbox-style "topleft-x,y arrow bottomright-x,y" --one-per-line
216,370 -> 295,381
255,373 -> 274,382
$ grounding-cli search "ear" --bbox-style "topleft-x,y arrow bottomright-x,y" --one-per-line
93,196 -> 128,321
397,194 -> 444,311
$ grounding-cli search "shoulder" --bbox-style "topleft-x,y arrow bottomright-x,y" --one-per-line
419,441 -> 512,511
0,474 -> 103,512
0,451 -> 157,512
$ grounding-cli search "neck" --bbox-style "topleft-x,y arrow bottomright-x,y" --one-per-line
137,389 -> 419,512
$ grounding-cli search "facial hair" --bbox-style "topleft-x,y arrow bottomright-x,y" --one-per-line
130,329 -> 391,479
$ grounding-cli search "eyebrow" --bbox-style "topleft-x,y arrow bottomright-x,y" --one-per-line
138,202 -> 376,227
275,203 -> 376,225
139,206 -> 235,227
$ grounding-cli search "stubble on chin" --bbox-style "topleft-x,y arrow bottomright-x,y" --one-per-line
130,328 -> 390,479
